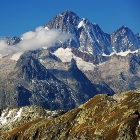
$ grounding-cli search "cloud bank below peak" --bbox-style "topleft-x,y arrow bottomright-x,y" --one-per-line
0,26 -> 72,55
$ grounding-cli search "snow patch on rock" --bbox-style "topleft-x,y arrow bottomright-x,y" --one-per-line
52,47 -> 95,71
102,50 -> 138,57
78,20 -> 84,28
116,50 -> 138,56
11,52 -> 23,61
0,108 -> 23,126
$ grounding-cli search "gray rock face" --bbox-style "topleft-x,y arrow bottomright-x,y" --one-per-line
0,105 -> 66,135
45,10 -> 140,56
45,10 -> 112,55
84,52 -> 140,93
46,10 -> 80,48
2,36 -> 21,45
71,47 -> 109,64
111,26 -> 140,53
0,50 -> 101,110
36,49 -> 114,95
92,24 -> 112,55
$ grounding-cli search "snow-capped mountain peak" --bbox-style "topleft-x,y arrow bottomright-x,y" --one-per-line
45,10 -> 140,57
111,26 -> 140,53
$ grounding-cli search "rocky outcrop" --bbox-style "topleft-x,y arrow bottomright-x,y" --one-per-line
0,105 -> 66,135
3,36 -> 21,45
71,47 -> 109,64
1,90 -> 140,139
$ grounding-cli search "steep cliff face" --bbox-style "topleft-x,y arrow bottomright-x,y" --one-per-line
45,10 -> 140,56
45,10 -> 113,55
111,26 -> 140,53
0,50 -> 101,110
1,90 -> 140,139
84,52 -> 140,93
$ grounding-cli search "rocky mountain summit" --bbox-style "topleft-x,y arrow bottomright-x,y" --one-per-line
111,26 -> 140,53
0,89 -> 140,139
45,10 -> 112,55
45,10 -> 140,56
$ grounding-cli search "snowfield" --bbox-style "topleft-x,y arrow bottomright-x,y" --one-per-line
52,47 -> 95,71
10,52 -> 23,61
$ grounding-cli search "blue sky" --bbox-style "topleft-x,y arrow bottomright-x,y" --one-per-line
0,0 -> 140,37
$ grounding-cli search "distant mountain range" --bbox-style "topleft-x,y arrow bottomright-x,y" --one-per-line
0,10 -> 140,111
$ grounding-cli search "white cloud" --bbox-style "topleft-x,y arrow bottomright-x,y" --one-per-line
0,27 -> 72,55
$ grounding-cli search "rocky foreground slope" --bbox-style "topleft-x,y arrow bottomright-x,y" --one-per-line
0,89 -> 140,140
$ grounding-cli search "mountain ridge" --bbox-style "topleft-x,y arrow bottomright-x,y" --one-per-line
0,49 -> 104,110
1,89 -> 140,139
45,10 -> 140,56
